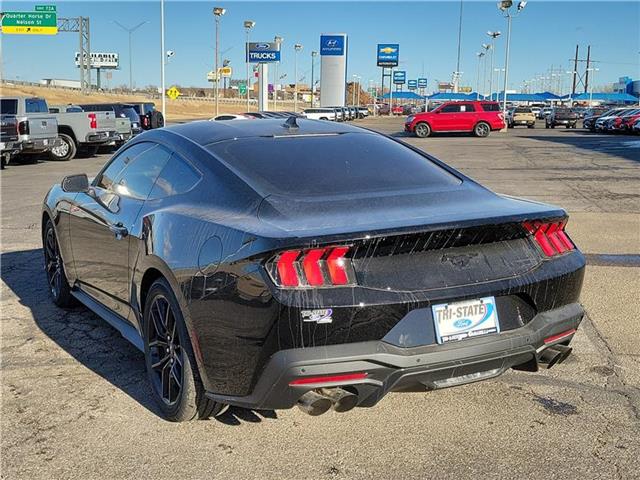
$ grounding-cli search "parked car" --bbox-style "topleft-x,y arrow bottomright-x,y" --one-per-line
210,114 -> 253,121
1,96 -> 58,161
48,105 -> 117,161
405,101 -> 505,138
392,105 -> 404,116
608,109 -> 640,133
42,118 -> 585,421
78,103 -> 143,138
1,113 -> 21,169
507,107 -> 536,128
129,102 -> 164,130
632,118 -> 640,134
538,107 -> 553,119
356,106 -> 369,119
582,107 -> 614,130
71,105 -> 132,151
328,106 -> 348,122
545,108 -> 579,129
594,108 -> 631,132
302,108 -> 338,121
530,106 -> 542,117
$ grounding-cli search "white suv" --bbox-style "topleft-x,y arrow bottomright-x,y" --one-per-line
302,108 -> 337,121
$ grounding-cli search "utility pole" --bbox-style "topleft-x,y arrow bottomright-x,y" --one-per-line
571,44 -> 579,98
58,17 -> 91,93
160,1 -> 166,118
294,43 -> 302,112
310,51 -> 318,107
454,0 -> 464,93
584,45 -> 591,93
113,21 -> 147,92
244,20 -> 255,112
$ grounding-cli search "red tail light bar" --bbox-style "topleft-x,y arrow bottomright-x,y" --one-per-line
271,246 -> 355,288
523,220 -> 575,257
88,113 -> 97,129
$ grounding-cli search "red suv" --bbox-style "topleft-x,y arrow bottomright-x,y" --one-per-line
405,101 -> 505,138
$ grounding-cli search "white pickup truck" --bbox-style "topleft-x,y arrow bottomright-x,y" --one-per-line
48,104 -> 117,160
1,96 -> 59,162
302,108 -> 338,121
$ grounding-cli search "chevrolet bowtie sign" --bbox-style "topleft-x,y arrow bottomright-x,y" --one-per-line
246,42 -> 281,63
377,43 -> 399,67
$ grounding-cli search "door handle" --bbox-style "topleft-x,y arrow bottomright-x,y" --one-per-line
109,223 -> 128,239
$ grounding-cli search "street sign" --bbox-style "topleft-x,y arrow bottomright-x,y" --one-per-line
418,78 -> 428,88
247,42 -> 281,63
166,86 -> 181,100
377,44 -> 399,67
320,35 -> 345,56
1,11 -> 58,35
35,5 -> 56,11
238,83 -> 247,95
219,66 -> 232,77
407,80 -> 418,90
393,70 -> 406,85
75,52 -> 119,69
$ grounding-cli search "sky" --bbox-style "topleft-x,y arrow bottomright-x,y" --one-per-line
2,0 -> 639,94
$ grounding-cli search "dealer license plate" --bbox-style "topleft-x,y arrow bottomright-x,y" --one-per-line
432,296 -> 500,344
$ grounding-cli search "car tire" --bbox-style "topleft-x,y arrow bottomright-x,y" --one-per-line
43,218 -> 75,308
414,122 -> 431,138
49,133 -> 77,161
550,124 -> 555,129
143,278 -> 226,422
150,111 -> 164,129
528,124 -> 535,129
473,122 -> 491,138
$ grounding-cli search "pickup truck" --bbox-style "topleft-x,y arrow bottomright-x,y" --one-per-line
545,108 -> 579,129
1,114 -> 21,169
1,96 -> 58,161
48,105 -> 117,161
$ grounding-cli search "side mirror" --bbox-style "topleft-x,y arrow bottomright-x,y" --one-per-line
61,174 -> 89,193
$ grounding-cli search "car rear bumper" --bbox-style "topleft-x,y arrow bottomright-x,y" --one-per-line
84,130 -> 117,144
206,302 -> 584,410
20,136 -> 59,153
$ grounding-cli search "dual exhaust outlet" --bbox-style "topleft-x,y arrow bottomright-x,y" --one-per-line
297,388 -> 359,416
538,343 -> 572,369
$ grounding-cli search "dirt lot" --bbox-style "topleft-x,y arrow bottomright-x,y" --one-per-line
1,118 -> 639,479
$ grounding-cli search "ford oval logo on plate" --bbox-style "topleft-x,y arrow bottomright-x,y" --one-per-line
453,319 -> 472,329
255,43 -> 270,49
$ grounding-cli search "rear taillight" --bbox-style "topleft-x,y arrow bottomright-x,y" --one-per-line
88,113 -> 97,129
18,120 -> 29,135
523,220 -> 575,257
270,246 -> 355,288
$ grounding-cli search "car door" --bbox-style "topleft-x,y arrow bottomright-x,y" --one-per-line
433,103 -> 461,131
457,103 -> 477,130
68,142 -> 171,318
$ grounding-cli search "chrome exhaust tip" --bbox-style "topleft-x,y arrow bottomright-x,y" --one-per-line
297,391 -> 332,416
319,388 -> 359,413
538,344 -> 572,369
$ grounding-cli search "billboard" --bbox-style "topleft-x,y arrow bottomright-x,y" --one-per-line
438,82 -> 454,91
407,79 -> 417,90
320,33 -> 348,107
75,52 -> 119,69
247,42 -> 281,63
393,71 -> 406,85
320,35 -> 345,56
418,78 -> 428,88
377,44 -> 399,67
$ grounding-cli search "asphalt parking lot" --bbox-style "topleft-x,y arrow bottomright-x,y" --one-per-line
2,118 -> 639,479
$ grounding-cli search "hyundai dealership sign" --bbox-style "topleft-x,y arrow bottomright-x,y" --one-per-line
319,33 -> 348,107
320,35 -> 345,56
246,42 -> 281,63
377,44 -> 399,67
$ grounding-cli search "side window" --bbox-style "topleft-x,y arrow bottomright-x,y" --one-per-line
459,104 -> 475,112
149,153 -> 202,200
111,145 -> 172,200
96,142 -> 156,191
441,104 -> 461,113
482,103 -> 500,112
25,98 -> 48,113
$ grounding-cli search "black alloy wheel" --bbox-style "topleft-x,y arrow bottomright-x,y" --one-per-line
43,219 -> 73,307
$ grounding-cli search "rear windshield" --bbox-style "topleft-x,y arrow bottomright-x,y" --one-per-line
481,103 -> 500,111
514,107 -> 532,113
1,99 -> 18,115
25,98 -> 49,113
207,132 -> 461,197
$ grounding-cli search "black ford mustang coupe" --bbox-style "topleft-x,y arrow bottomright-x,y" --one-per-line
42,118 -> 585,421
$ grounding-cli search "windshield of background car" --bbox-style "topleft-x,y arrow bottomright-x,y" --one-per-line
1,99 -> 18,114
207,133 -> 461,197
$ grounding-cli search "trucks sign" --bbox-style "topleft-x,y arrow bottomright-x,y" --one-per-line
407,80 -> 418,90
247,42 -> 281,63
418,78 -> 428,88
377,44 -> 399,67
1,11 -> 58,35
393,71 -> 406,85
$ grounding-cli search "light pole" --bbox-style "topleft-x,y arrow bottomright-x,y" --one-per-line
273,36 -> 283,111
160,0 -> 166,118
481,43 -> 491,97
213,6 -> 226,117
587,67 -> 599,106
486,31 -> 501,100
113,21 -> 147,92
311,51 -> 318,107
494,67 -> 505,101
453,0 -> 464,93
352,74 -> 357,105
294,43 -> 302,112
244,20 -> 255,112
497,0 -> 527,120
356,76 -> 361,106
475,52 -> 485,100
